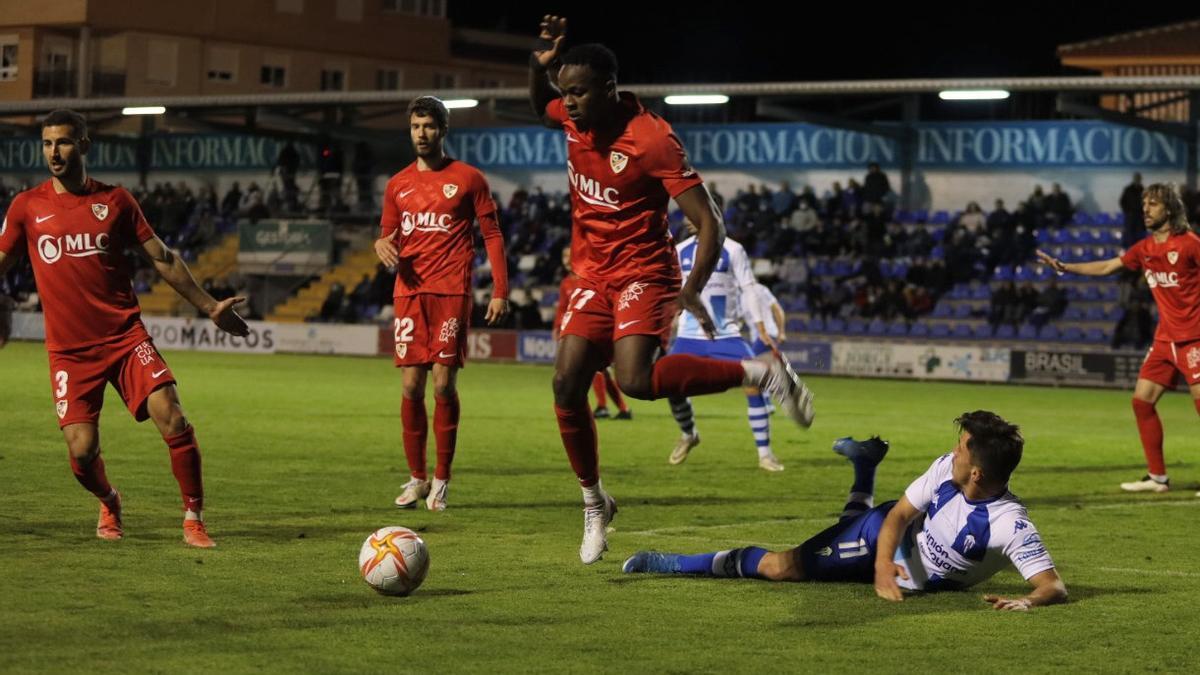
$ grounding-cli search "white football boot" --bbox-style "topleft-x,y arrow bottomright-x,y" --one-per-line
758,453 -> 786,472
759,357 -> 814,428
1119,475 -> 1169,493
580,493 -> 618,564
426,478 -> 449,512
668,431 -> 701,465
394,477 -> 431,508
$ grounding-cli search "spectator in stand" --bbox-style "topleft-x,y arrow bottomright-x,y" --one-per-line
1027,186 -> 1047,225
824,182 -> 846,219
903,284 -> 933,318
1030,279 -> 1069,327
771,181 -> 796,218
925,259 -> 950,298
349,273 -> 374,320
876,279 -> 907,321
241,182 -> 269,223
221,181 -> 242,219
797,185 -> 818,212
901,226 -> 934,258
371,262 -> 394,307
959,201 -> 986,234
1120,172 -> 1145,247
861,162 -> 891,214
988,281 -> 1018,331
352,141 -> 376,211
843,178 -> 862,218
1016,282 -> 1040,323
944,227 -> 979,284
862,203 -> 887,257
276,141 -> 301,212
1112,272 -> 1154,350
987,199 -> 1012,235
318,282 -> 345,322
1045,183 -> 1073,227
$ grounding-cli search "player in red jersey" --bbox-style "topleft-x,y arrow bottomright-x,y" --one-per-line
375,96 -> 510,512
1037,183 -> 1200,497
531,16 -> 815,563
554,247 -> 632,420
0,109 -> 248,547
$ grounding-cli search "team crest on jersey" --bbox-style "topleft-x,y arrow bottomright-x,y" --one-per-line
1168,250 -> 1179,265
609,151 -> 628,174
56,400 -> 68,419
91,204 -> 109,221
443,184 -> 458,199
395,343 -> 408,359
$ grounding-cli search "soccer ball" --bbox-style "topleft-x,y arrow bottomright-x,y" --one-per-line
359,526 -> 429,596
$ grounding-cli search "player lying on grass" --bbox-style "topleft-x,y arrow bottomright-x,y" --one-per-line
624,411 -> 1068,610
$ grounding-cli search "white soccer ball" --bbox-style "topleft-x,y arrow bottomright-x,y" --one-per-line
359,526 -> 429,596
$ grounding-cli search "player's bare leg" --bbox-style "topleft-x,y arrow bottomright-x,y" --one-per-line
63,422 -> 122,540
396,366 -> 432,508
146,385 -> 213,548
427,363 -> 459,512
553,335 -> 616,564
1123,378 -> 1170,493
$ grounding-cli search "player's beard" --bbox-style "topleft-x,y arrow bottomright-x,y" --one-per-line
47,155 -> 81,181
1145,214 -> 1167,231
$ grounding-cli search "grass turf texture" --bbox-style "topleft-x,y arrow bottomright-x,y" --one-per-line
2,340 -> 1198,673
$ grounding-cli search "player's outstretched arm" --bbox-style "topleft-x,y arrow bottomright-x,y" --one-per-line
771,301 -> 787,343
674,185 -> 726,338
138,236 -> 249,337
983,568 -> 1067,611
873,496 -> 921,602
1036,250 -> 1124,277
529,15 -> 566,127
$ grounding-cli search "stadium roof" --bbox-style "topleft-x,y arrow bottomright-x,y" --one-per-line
1058,19 -> 1200,59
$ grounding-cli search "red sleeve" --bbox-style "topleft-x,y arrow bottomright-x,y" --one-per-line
471,170 -> 497,219
379,178 -> 400,238
1120,239 -> 1143,270
0,194 -> 27,256
544,98 -> 568,125
641,125 -> 703,198
478,211 -> 508,299
120,189 -> 156,243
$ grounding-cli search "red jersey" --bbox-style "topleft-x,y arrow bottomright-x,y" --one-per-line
0,179 -> 154,351
380,159 -> 499,297
545,93 -> 704,288
1121,230 -> 1200,342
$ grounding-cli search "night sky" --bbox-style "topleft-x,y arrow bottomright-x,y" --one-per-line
451,3 -> 1198,84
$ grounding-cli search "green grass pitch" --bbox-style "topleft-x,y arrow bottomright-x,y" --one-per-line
2,340 -> 1198,673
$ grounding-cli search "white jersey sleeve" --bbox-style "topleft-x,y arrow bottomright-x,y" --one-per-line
731,244 -> 762,326
999,513 -> 1056,580
904,453 -> 954,511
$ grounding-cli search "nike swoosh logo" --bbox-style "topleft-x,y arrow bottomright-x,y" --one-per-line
617,320 -> 641,329
151,368 -> 169,378
566,135 -> 580,143
36,215 -> 55,223
399,189 -> 415,199
1192,372 -> 1200,380
437,351 -> 455,358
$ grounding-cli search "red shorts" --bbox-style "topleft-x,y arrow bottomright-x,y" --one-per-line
392,294 -> 471,368
557,277 -> 679,365
47,330 -> 176,429
1139,339 -> 1200,388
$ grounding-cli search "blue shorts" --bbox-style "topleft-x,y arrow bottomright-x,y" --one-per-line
750,338 -> 774,356
669,336 -> 754,361
797,501 -> 898,583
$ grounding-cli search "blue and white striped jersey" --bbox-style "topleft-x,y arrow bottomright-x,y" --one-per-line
675,235 -> 761,339
895,453 -> 1055,591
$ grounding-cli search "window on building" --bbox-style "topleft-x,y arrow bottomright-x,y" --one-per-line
261,63 -> 287,88
0,36 -> 18,81
206,47 -> 238,83
275,0 -> 303,13
335,0 -> 362,21
376,69 -> 401,91
320,67 -> 346,91
383,0 -> 441,15
146,40 -> 178,86
433,72 -> 456,89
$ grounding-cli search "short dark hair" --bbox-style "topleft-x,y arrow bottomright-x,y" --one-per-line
955,410 -> 1023,485
560,43 -> 618,81
42,109 -> 88,140
407,96 -> 449,130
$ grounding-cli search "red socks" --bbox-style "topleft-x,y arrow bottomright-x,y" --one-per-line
165,426 -> 204,514
433,394 -> 460,481
70,453 -> 114,500
401,396 -> 429,480
555,403 -> 599,487
592,372 -> 608,408
1131,398 -> 1166,476
651,355 -> 745,399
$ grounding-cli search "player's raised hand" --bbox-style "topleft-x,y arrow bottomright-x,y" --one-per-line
982,594 -> 1033,611
533,15 -> 567,68
678,288 -> 717,339
1035,249 -> 1066,275
210,296 -> 250,337
374,237 -> 399,268
485,297 -> 510,326
873,562 -> 909,602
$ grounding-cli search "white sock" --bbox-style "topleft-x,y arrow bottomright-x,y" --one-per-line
1149,473 -> 1168,483
185,509 -> 202,522
582,480 -> 605,507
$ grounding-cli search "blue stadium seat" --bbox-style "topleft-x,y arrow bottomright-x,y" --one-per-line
1039,325 -> 1060,340
1061,326 -> 1083,342
787,318 -> 807,333
913,209 -> 929,223
1018,324 -> 1038,340
806,317 -> 825,332
995,266 -> 1014,281
847,319 -> 867,335
896,209 -> 914,223
887,322 -> 909,336
953,303 -> 972,318
995,324 -> 1015,339
1035,229 -> 1049,243
932,303 -> 951,318
952,324 -> 972,339
867,319 -> 887,335
827,318 -> 846,333
972,323 -> 993,339
910,323 -> 931,337
971,285 -> 990,300
931,324 -> 951,338
931,211 -> 951,225
1084,328 -> 1106,343
1082,286 -> 1101,301
1084,306 -> 1105,321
